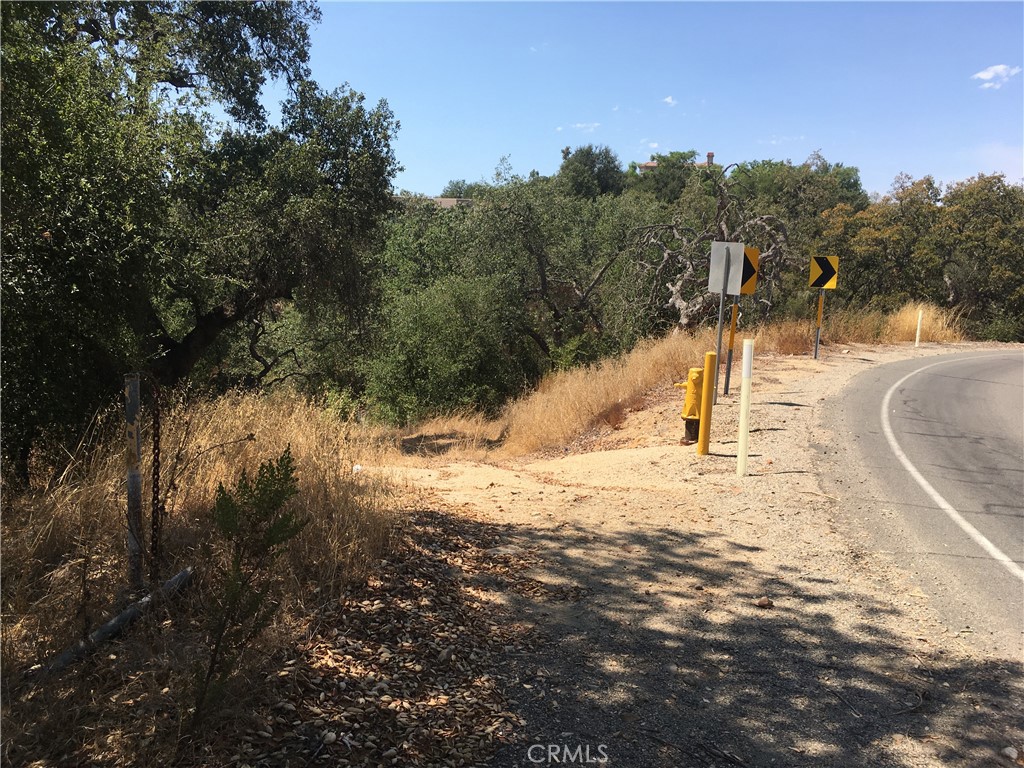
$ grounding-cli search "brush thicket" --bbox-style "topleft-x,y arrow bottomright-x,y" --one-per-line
2,391 -> 397,671
883,302 -> 963,342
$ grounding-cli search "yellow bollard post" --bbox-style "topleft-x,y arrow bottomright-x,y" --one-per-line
697,351 -> 716,456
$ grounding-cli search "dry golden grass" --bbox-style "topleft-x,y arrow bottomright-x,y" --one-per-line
824,309 -> 888,344
2,391 -> 401,765
397,412 -> 507,463
749,302 -> 962,354
753,319 -> 816,356
883,302 -> 964,343
472,301 -> 962,457
500,329 -> 716,455
2,392 -> 397,674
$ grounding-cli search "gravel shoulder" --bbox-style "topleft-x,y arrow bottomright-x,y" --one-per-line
392,342 -> 1024,767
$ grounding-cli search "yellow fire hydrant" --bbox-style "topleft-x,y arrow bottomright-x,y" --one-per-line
674,366 -> 704,445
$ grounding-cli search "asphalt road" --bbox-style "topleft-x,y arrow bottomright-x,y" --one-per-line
822,349 -> 1024,658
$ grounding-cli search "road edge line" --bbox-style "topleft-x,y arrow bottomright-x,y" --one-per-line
880,355 -> 1024,583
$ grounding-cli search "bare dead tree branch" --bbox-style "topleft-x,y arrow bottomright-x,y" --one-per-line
624,163 -> 789,328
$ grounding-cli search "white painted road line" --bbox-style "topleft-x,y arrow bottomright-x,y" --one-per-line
880,356 -> 1024,584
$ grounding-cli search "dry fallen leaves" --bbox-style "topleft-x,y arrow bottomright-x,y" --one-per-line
229,508 -> 565,767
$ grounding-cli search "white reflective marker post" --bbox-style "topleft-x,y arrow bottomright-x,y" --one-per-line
915,308 -> 923,347
736,339 -> 754,477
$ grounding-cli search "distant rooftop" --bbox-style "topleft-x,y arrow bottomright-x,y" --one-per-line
431,197 -> 473,209
638,152 -> 715,173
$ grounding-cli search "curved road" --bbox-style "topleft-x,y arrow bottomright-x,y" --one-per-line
822,350 -> 1024,658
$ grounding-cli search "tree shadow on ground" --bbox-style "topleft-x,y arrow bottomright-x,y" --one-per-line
401,431 -> 505,456
431,512 -> 1024,767
5,506 -> 1020,767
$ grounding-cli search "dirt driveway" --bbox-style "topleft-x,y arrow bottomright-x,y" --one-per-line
393,343 -> 1023,767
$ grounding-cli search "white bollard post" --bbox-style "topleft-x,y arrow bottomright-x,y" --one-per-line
915,308 -> 923,347
736,339 -> 754,477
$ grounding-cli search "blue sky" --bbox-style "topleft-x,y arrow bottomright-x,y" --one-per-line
273,1 -> 1023,197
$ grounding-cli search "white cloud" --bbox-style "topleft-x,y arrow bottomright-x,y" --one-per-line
662,96 -> 678,107
555,126 -> 564,132
572,122 -> 600,132
612,105 -> 620,112
757,135 -> 806,146
648,142 -> 659,149
971,64 -> 1022,90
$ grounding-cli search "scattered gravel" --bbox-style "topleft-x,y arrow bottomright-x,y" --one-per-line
393,343 -> 1023,767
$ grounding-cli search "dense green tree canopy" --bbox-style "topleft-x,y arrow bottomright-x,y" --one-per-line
816,175 -> 943,311
1,1 -> 398,467
558,144 -> 625,198
438,179 -> 491,199
4,2 -> 1022,459
29,1 -> 320,126
152,81 -> 398,384
932,174 -> 1024,339
732,152 -> 870,250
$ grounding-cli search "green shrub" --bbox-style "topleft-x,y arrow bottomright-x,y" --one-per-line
365,276 -> 542,424
975,310 -> 1024,342
193,447 -> 305,728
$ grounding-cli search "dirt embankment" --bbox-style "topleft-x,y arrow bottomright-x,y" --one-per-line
390,343 -> 1023,767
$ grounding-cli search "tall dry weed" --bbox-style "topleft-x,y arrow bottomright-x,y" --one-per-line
2,391 -> 397,672
495,301 -> 964,456
398,412 -> 506,462
883,302 -> 964,342
154,392 -> 397,592
1,408 -> 127,667
825,309 -> 887,344
751,302 -> 962,354
501,329 -> 715,454
753,320 -> 815,356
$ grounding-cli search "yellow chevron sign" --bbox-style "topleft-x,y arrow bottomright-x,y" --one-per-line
740,247 -> 759,295
809,256 -> 839,289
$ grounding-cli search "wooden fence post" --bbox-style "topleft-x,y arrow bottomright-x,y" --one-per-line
124,374 -> 144,592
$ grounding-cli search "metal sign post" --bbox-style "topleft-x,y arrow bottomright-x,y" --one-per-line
725,246 -> 759,395
713,257 -> 730,404
124,373 -> 144,592
813,289 -> 825,360
723,296 -> 739,394
708,242 -> 757,401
